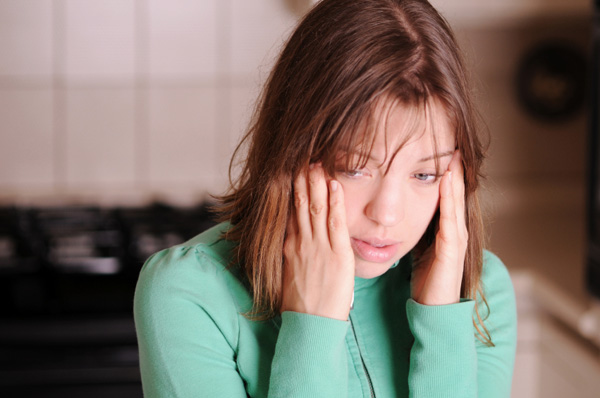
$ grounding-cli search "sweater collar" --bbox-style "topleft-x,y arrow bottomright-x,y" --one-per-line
353,254 -> 412,291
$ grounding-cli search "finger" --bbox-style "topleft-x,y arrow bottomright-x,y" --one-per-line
308,163 -> 329,241
287,202 -> 298,236
328,180 -> 350,252
438,170 -> 458,244
448,151 -> 467,237
293,168 -> 312,240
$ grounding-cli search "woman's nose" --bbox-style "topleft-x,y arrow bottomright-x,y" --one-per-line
364,181 -> 404,227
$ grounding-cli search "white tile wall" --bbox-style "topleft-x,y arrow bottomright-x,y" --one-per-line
0,1 -> 300,202
0,0 -> 53,77
0,0 -> 590,215
147,86 -> 218,189
215,83 -> 262,189
229,0 -> 298,81
64,0 -> 136,79
65,88 -> 136,186
147,0 -> 218,79
0,89 -> 54,187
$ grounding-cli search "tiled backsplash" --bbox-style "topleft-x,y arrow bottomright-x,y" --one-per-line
0,1 -> 593,301
0,0 -> 298,205
1,1 -> 590,203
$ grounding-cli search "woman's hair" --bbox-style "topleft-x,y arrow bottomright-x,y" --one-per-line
217,0 -> 491,344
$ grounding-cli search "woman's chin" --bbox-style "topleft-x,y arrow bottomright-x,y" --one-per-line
354,258 -> 396,279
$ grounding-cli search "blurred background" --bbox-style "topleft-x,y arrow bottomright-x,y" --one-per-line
0,0 -> 598,397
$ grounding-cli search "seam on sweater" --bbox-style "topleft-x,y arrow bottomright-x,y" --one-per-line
192,246 -> 241,353
348,344 -> 364,396
191,243 -> 251,386
351,313 -> 378,397
140,270 -> 187,397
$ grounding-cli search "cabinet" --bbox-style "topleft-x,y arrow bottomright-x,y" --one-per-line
512,272 -> 600,397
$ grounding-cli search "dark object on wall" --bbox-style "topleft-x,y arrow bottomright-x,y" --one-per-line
0,203 -> 217,398
587,2 -> 600,299
516,40 -> 587,122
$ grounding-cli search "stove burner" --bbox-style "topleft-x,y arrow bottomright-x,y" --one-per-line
0,202 -> 217,397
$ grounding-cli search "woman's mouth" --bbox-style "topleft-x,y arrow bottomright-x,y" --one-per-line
350,238 -> 400,263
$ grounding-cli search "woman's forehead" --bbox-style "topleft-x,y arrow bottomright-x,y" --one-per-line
328,97 -> 455,171
364,98 -> 455,153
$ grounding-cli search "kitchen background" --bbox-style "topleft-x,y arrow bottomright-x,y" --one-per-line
0,0 -> 598,397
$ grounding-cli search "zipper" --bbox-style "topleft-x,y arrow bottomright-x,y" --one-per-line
349,315 -> 375,398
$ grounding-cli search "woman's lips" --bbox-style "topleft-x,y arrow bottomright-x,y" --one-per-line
350,238 -> 400,263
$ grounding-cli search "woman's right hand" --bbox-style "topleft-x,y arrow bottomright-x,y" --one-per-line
281,163 -> 355,321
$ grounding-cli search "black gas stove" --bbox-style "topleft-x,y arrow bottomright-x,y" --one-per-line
0,203 -> 217,397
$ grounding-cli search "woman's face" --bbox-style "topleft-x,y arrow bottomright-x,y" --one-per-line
336,100 -> 456,279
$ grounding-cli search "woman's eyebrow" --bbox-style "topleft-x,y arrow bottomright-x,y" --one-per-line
418,150 -> 455,162
341,149 -> 384,164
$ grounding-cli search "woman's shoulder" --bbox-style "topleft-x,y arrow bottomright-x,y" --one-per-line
481,249 -> 513,292
134,221 -> 250,315
138,222 -> 236,280
478,250 -> 517,337
133,222 -> 249,359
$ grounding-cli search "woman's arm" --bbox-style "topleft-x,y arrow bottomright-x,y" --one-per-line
475,251 -> 518,397
410,151 -> 467,306
134,237 -> 353,397
134,163 -> 358,397
269,311 -> 350,397
269,163 -> 356,396
406,253 -> 517,397
408,151 -> 517,397
280,163 -> 355,320
134,247 -> 248,397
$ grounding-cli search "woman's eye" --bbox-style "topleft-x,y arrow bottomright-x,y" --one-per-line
336,168 -> 367,179
414,173 -> 437,183
345,169 -> 365,178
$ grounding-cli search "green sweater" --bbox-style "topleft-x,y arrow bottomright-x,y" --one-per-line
134,222 -> 517,397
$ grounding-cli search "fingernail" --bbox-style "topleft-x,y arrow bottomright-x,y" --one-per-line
309,163 -> 315,170
330,180 -> 338,191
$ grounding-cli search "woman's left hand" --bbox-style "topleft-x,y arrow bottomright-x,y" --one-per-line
411,150 -> 468,305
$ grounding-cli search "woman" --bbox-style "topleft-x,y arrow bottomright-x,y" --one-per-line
134,0 -> 517,397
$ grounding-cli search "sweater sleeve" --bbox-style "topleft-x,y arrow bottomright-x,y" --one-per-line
268,312 -> 350,397
133,246 -> 247,397
406,251 -> 517,398
134,244 -> 351,397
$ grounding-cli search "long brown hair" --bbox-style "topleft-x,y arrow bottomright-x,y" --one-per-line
217,0 -> 491,344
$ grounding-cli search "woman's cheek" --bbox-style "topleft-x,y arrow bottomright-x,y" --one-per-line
413,187 -> 441,223
339,181 -> 364,230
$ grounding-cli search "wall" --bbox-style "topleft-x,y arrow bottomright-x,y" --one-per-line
0,0 -> 299,206
449,13 -> 590,304
0,1 -> 593,301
